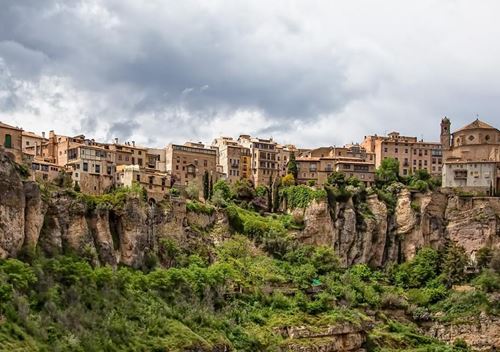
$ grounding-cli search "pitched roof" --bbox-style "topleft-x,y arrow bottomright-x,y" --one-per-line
0,121 -> 22,131
455,119 -> 498,133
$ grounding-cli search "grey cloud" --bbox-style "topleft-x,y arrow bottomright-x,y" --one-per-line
0,0 -> 500,147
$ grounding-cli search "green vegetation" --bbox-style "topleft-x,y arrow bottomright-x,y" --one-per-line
287,152 -> 298,181
186,200 -> 215,215
281,185 -> 327,209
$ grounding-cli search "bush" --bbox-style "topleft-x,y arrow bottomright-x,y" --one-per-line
442,244 -> 469,287
231,179 -> 255,200
282,185 -> 326,209
472,269 -> 500,293
186,200 -> 215,215
282,174 -> 295,187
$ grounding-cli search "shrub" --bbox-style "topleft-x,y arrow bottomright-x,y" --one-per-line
282,174 -> 295,187
442,244 -> 469,287
472,269 -> 500,293
282,185 -> 326,209
186,200 -> 215,215
231,179 -> 255,200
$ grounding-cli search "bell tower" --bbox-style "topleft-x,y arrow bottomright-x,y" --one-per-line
440,117 -> 451,150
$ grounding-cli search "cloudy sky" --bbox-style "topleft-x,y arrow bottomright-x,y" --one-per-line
1,0 -> 499,148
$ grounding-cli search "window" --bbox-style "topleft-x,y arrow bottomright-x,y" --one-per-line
95,164 -> 100,173
4,134 -> 12,148
136,175 -> 140,182
204,160 -> 208,167
468,135 -> 475,141
395,148 -> 398,153
384,147 -> 388,153
83,162 -> 88,172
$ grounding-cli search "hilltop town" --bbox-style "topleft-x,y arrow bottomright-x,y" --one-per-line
1,117 -> 498,198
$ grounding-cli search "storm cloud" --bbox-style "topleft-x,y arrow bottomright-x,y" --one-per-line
1,0 -> 499,147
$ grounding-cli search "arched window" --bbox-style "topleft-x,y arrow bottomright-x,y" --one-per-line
4,134 -> 12,148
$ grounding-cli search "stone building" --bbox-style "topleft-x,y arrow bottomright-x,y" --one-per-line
212,137 -> 251,184
238,135 -> 279,186
29,159 -> 62,182
295,144 -> 376,186
0,121 -> 23,163
116,165 -> 171,201
165,142 -> 218,188
22,131 -> 47,158
441,117 -> 500,195
361,132 -> 442,177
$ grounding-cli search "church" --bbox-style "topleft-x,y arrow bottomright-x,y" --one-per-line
441,117 -> 500,195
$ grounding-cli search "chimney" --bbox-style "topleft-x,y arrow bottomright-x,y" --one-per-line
132,141 -> 135,147
42,132 -> 46,139
115,138 -> 119,144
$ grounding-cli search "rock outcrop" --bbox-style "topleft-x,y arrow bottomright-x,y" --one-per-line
299,189 -> 500,267
277,323 -> 367,352
428,313 -> 500,351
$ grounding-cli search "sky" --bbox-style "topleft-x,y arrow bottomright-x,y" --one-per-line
0,0 -> 499,148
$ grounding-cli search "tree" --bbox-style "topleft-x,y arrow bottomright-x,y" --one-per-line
442,244 -> 469,287
376,157 -> 400,184
202,171 -> 210,200
213,180 -> 232,201
282,174 -> 295,187
327,172 -> 346,188
287,152 -> 298,181
186,181 -> 201,200
231,179 -> 255,200
209,175 -> 214,199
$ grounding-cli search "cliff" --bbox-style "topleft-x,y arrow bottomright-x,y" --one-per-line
1,150 -> 499,269
296,189 -> 500,267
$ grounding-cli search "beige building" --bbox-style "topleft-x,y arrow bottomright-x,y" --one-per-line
29,159 -> 62,182
22,131 -> 47,158
361,132 -> 442,177
165,142 -> 218,188
117,165 -> 171,201
238,135 -> 279,186
441,118 -> 500,195
0,121 -> 23,163
212,137 -> 251,184
295,144 -> 376,186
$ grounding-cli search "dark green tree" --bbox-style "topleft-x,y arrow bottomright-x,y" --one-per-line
327,171 -> 346,188
202,171 -> 210,200
209,175 -> 214,199
287,152 -> 298,182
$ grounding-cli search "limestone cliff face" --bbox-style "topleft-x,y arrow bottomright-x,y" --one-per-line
298,188 -> 500,266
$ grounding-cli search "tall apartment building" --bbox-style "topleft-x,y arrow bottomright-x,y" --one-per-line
441,117 -> 500,195
361,132 -> 442,177
0,121 -> 23,163
295,144 -> 376,186
238,135 -> 279,186
165,142 -> 218,188
212,137 -> 251,184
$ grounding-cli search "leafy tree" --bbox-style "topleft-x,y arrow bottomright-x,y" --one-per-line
185,181 -> 201,200
255,185 -> 268,197
475,247 -> 492,269
327,172 -> 346,188
73,181 -> 81,192
376,157 -> 400,184
282,173 -> 295,187
442,244 -> 469,287
213,180 -> 232,201
231,179 -> 255,200
287,152 -> 298,181
394,247 -> 440,288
